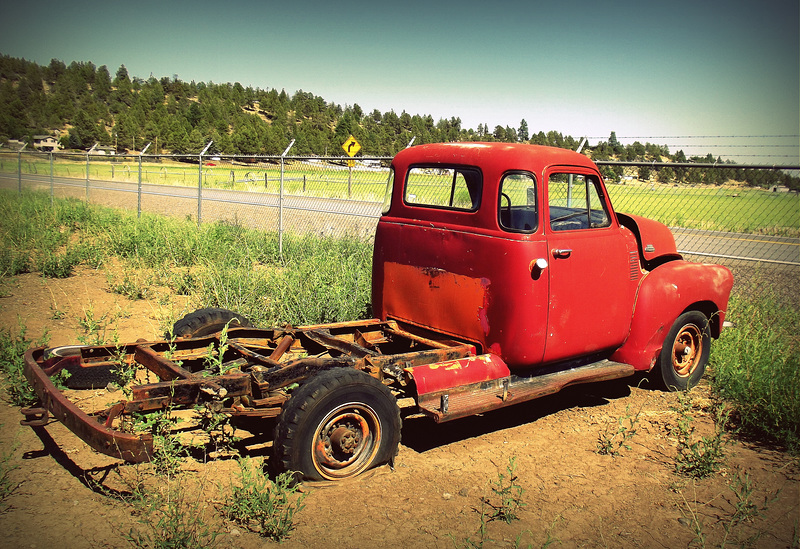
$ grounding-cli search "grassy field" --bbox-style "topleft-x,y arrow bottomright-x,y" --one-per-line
2,154 -> 797,236
609,183 -> 799,236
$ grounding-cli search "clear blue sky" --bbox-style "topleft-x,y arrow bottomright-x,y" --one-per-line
1,0 -> 798,161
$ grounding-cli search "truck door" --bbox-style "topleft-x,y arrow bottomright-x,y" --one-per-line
543,170 -> 635,364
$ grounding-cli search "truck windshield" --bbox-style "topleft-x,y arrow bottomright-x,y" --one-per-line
404,166 -> 482,211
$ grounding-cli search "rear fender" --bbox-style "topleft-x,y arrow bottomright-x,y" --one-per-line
611,260 -> 733,371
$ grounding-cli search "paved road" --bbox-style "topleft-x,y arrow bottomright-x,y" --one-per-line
672,228 -> 798,265
2,173 -> 798,265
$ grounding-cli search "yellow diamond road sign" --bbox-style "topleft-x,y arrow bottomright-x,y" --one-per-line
342,135 -> 361,157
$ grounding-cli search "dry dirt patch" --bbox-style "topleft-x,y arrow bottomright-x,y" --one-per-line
0,269 -> 797,548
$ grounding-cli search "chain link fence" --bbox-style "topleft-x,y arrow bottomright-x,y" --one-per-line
0,150 -> 797,267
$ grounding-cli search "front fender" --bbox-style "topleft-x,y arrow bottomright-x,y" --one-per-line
611,260 -> 733,370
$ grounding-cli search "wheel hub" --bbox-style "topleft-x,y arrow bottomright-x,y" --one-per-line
672,324 -> 702,377
329,424 -> 361,454
315,410 -> 373,471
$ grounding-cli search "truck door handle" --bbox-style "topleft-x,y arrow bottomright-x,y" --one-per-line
552,248 -> 572,258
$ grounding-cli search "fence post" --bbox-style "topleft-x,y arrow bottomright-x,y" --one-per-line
138,143 -> 151,219
17,149 -> 22,194
138,154 -> 143,217
85,143 -> 97,202
264,171 -> 268,190
348,164 -> 352,198
198,141 -> 213,226
49,153 -> 54,206
279,140 -> 295,259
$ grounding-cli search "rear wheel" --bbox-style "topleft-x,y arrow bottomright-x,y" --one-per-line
273,368 -> 401,481
657,311 -> 710,391
169,308 -> 253,339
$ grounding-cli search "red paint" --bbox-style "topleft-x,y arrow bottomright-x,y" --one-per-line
407,353 -> 511,395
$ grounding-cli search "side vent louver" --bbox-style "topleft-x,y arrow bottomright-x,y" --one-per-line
629,251 -> 640,280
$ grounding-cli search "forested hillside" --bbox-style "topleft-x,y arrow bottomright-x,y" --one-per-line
0,54 -> 653,157
0,53 -> 797,191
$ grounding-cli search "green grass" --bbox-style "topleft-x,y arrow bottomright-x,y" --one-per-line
708,280 -> 800,452
0,324 -> 48,406
607,184 -> 799,236
0,189 -> 373,327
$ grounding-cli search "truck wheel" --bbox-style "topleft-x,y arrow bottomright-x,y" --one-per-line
273,368 -> 401,481
657,311 -> 710,391
169,308 -> 253,339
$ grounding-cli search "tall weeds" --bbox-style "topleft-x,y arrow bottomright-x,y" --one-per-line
0,189 -> 373,327
709,281 -> 800,452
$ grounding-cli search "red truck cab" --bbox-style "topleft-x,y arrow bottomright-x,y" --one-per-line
373,142 -> 732,387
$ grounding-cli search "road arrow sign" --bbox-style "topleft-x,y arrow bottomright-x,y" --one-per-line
342,135 -> 361,157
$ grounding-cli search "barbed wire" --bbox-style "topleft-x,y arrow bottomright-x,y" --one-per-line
586,135 -> 799,140
584,135 -> 799,161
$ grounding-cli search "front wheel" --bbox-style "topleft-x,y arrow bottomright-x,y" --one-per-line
273,368 -> 401,481
657,311 -> 711,391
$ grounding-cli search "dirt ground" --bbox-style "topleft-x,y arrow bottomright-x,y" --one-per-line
0,267 -> 798,548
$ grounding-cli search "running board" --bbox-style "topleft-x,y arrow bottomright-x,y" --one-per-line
416,360 -> 635,423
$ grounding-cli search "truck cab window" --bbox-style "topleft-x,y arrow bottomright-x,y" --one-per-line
381,168 -> 395,214
548,173 -> 610,231
498,172 -> 537,232
405,166 -> 482,211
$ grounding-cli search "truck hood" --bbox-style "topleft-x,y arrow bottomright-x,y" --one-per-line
617,213 -> 680,264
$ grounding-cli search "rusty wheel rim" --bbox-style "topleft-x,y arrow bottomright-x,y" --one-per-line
312,403 -> 381,480
671,324 -> 703,378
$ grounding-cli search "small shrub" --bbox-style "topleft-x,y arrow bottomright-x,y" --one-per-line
673,392 -> 728,479
130,406 -> 185,478
36,247 -> 83,278
195,403 -> 237,457
597,403 -> 642,457
77,305 -> 109,346
108,271 -> 150,300
0,324 -> 48,406
126,475 -> 219,549
223,458 -> 307,541
483,456 -> 526,524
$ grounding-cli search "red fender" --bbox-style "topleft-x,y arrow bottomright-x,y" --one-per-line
611,260 -> 733,371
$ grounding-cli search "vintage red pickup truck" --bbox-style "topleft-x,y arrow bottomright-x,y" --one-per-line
21,142 -> 733,480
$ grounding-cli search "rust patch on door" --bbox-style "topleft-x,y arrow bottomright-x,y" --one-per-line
383,262 -> 491,342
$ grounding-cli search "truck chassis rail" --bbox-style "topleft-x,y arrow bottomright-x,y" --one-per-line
21,319 -> 474,462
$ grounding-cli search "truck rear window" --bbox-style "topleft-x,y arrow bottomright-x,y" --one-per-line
404,166 -> 482,211
499,172 -> 538,232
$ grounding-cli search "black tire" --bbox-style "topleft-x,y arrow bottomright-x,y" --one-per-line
273,368 -> 401,481
169,308 -> 253,339
657,311 -> 711,391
